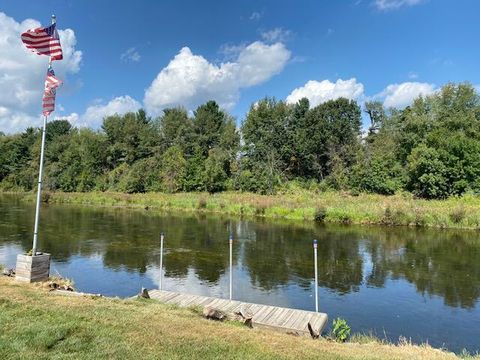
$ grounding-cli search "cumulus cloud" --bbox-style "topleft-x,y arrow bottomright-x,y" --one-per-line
286,78 -> 365,107
261,28 -> 292,43
374,0 -> 424,10
249,12 -> 262,21
120,47 -> 141,62
144,41 -> 291,114
379,82 -> 435,108
56,112 -> 79,125
0,12 -> 82,133
59,96 -> 141,129
219,43 -> 247,61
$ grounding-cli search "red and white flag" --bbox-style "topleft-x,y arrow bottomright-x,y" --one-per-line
42,67 -> 62,116
21,23 -> 63,60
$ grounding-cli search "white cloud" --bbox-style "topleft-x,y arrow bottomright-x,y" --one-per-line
0,12 -> 82,134
408,71 -> 419,80
261,28 -> 292,43
249,12 -> 262,21
55,112 -> 79,125
219,43 -> 247,61
144,41 -> 291,114
286,78 -> 365,107
474,84 -> 480,93
59,96 -> 141,128
374,0 -> 424,10
379,82 -> 435,108
120,47 -> 141,62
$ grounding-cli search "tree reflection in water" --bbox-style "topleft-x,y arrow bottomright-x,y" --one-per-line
1,194 -> 479,309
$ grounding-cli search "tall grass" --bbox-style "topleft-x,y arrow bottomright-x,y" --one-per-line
16,190 -> 480,230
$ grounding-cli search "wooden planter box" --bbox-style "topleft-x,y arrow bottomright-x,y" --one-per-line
15,253 -> 51,283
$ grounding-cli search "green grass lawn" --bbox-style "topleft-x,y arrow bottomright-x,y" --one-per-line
0,277 -> 473,360
16,190 -> 480,229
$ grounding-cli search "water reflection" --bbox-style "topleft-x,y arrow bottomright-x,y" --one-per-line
1,194 -> 480,352
1,195 -> 480,308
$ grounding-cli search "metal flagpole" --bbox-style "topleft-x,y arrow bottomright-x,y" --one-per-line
313,239 -> 319,313
31,14 -> 56,256
159,232 -> 164,290
229,233 -> 233,300
31,114 -> 47,255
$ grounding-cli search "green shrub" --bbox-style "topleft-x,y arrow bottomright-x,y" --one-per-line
450,207 -> 466,224
382,206 -> 393,225
204,148 -> 229,193
117,164 -> 146,194
255,204 -> 267,216
234,170 -> 257,192
349,189 -> 360,197
381,206 -> 406,226
413,209 -> 426,227
349,157 -> 404,196
41,192 -> 51,203
407,145 -> 449,199
161,146 -> 187,193
198,197 -> 207,209
332,318 -> 351,342
339,214 -> 352,224
317,181 -> 331,193
314,207 -> 327,222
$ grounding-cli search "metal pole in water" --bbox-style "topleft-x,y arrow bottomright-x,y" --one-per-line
229,233 -> 233,300
313,239 -> 319,312
159,232 -> 164,290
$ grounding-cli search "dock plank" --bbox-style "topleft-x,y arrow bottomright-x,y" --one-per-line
148,289 -> 328,336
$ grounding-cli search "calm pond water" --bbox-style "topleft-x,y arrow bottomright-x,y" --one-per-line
1,194 -> 479,353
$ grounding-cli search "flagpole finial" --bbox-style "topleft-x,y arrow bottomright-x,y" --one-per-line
51,14 -> 56,24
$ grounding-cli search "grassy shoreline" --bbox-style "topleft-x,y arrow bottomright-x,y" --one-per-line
10,190 -> 480,230
0,276 -> 473,359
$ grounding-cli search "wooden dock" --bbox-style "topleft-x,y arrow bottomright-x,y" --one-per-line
148,289 -> 328,336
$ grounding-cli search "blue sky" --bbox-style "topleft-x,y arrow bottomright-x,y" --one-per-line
1,0 -> 479,133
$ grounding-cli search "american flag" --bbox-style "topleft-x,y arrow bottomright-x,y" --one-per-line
21,23 -> 63,61
42,67 -> 62,116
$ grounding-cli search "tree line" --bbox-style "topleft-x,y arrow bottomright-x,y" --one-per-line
0,83 -> 479,199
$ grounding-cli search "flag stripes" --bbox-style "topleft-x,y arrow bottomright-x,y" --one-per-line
21,23 -> 63,60
42,67 -> 62,116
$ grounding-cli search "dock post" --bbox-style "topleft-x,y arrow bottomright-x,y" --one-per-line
313,239 -> 318,312
229,233 -> 233,300
159,232 -> 164,290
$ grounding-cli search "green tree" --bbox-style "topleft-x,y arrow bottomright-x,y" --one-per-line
46,119 -> 72,141
365,101 -> 386,134
241,98 -> 292,191
102,110 -> 157,167
160,146 -> 187,193
407,145 -> 448,199
193,101 -> 226,157
48,129 -> 107,192
157,107 -> 193,154
295,97 -> 361,181
0,128 -> 38,190
1,82 -> 479,199
204,148 -> 229,193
